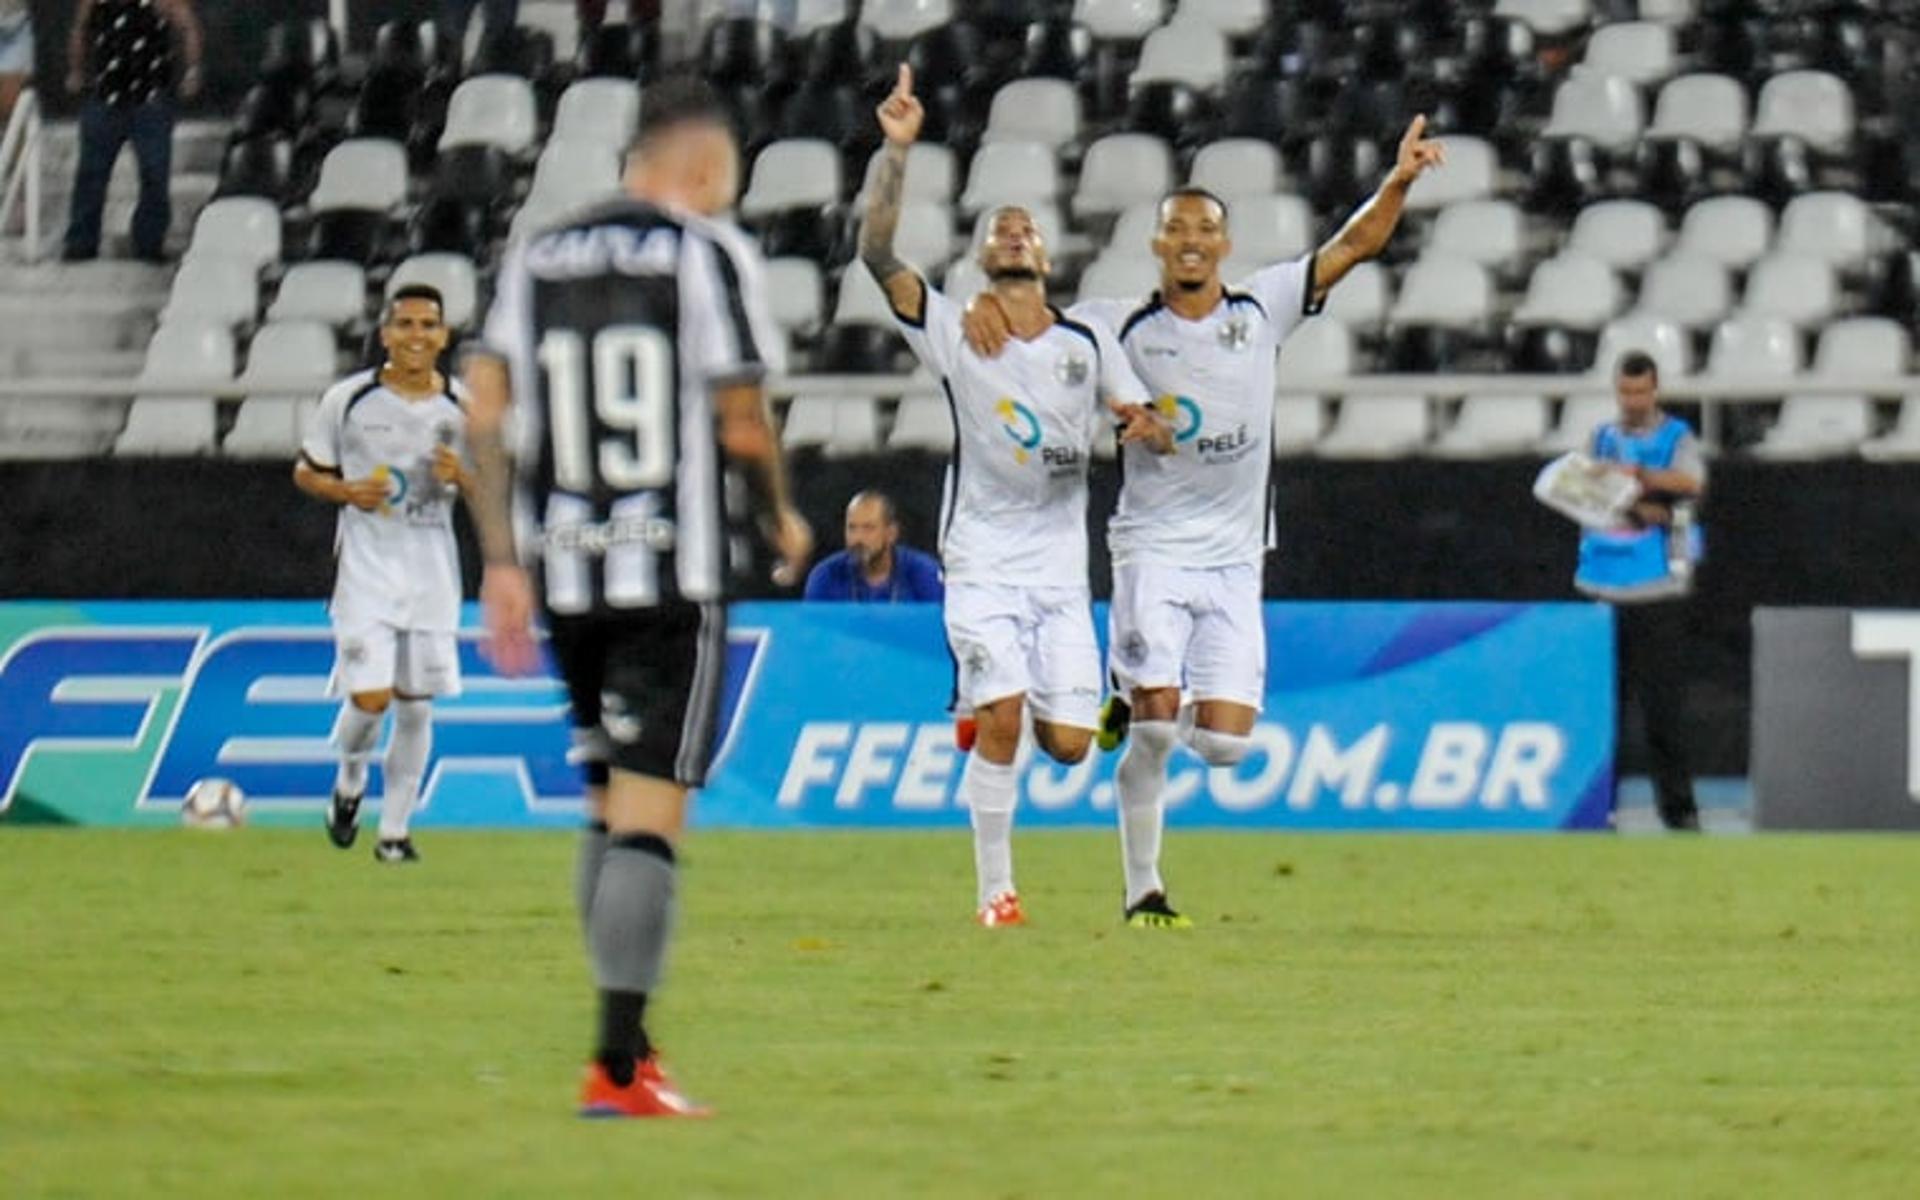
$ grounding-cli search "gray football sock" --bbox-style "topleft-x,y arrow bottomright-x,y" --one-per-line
575,822 -> 609,935
588,842 -> 677,993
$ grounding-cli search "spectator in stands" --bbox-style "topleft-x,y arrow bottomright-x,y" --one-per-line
0,0 -> 30,131
1576,351 -> 1705,832
804,490 -> 944,602
60,0 -> 202,263
578,0 -> 660,34
441,0 -> 520,59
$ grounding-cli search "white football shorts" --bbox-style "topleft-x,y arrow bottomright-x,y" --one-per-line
1108,561 -> 1265,708
332,621 -> 462,699
944,582 -> 1101,730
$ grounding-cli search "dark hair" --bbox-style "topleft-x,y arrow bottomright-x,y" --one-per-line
1158,186 -> 1230,226
1615,350 -> 1659,384
634,73 -> 735,150
385,284 -> 445,322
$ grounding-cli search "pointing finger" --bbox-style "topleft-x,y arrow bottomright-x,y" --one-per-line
896,62 -> 914,97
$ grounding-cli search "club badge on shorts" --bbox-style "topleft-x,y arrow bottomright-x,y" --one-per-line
1055,353 -> 1090,387
1218,317 -> 1252,352
601,691 -> 643,745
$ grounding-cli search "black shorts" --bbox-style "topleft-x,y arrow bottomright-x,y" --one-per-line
546,601 -> 728,789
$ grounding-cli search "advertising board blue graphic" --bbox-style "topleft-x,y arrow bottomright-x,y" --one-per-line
0,601 -> 1614,830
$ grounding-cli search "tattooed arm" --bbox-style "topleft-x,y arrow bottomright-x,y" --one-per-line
861,64 -> 929,323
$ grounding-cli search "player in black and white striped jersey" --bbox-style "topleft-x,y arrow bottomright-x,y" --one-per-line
461,77 -> 811,1120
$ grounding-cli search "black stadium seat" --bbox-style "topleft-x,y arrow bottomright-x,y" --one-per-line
800,20 -> 877,87
471,26 -> 557,81
216,136 -> 293,204
1127,82 -> 1214,150
432,145 -> 513,208
579,21 -> 658,79
349,67 -> 421,142
409,196 -> 491,257
1633,138 -> 1709,214
704,18 -> 790,89
306,209 -> 391,266
1021,18 -> 1092,80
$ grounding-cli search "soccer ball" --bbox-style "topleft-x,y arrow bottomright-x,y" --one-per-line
181,778 -> 247,829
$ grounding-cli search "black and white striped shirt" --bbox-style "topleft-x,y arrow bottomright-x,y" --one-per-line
479,200 -> 771,615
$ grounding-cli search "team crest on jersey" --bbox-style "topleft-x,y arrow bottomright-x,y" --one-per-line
601,691 -> 643,745
1218,317 -> 1252,352
1054,353 -> 1090,387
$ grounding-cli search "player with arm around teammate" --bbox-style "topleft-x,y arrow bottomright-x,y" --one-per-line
294,284 -> 469,864
462,77 -> 811,1119
965,117 -> 1446,926
862,65 -> 1168,927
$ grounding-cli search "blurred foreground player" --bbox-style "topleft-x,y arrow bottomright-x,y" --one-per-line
463,77 -> 811,1118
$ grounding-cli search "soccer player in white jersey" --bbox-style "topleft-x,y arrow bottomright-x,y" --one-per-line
967,116 -> 1446,926
294,284 -> 469,864
861,65 -> 1166,926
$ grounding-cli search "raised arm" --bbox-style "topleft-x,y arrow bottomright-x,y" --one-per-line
1310,115 -> 1446,302
860,64 -> 928,324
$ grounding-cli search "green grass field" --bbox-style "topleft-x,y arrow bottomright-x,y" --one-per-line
5,829 -> 1919,1198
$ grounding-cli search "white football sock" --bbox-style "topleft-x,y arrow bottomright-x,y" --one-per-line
333,702 -> 384,798
1117,720 -> 1177,906
962,755 -> 1018,906
378,699 -> 433,840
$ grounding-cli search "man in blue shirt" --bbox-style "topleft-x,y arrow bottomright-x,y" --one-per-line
804,490 -> 944,602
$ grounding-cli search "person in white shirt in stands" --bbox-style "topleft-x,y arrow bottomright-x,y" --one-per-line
860,64 -> 1166,927
966,117 -> 1445,927
294,284 -> 469,864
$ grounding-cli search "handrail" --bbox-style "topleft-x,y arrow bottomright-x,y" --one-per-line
0,373 -> 1911,402
0,87 -> 44,264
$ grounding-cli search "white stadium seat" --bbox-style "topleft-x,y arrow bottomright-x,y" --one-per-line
1567,200 -> 1666,272
1174,0 -> 1267,38
1072,134 -> 1174,220
224,320 -> 338,458
1752,71 -> 1854,152
1675,196 -> 1773,270
740,139 -> 841,217
1579,22 -> 1677,87
1404,136 -> 1496,211
1592,314 -> 1691,378
1389,255 -> 1493,328
1777,191 -> 1882,271
1632,253 -> 1732,331
860,0 -> 952,41
185,197 -> 281,272
856,143 -> 957,205
1073,0 -> 1164,41
268,262 -> 366,328
765,257 -> 826,336
1814,318 -> 1911,377
1541,72 -> 1644,153
529,141 -> 623,210
116,322 -> 235,456
982,79 -> 1082,150
1492,0 -> 1592,36
1513,253 -> 1623,330
1432,396 -> 1551,458
888,394 -> 954,452
307,139 -> 408,212
160,256 -> 261,329
1229,194 -> 1314,263
1075,253 -> 1159,303
1317,395 -> 1431,459
1644,73 -> 1748,152
1703,315 -> 1801,380
1427,199 -> 1526,273
1738,254 -> 1838,329
386,254 -> 478,329
1189,139 -> 1283,201
438,74 -> 539,154
1130,23 -> 1230,91
551,78 -> 639,149
1538,393 -> 1617,454
959,142 -> 1059,213
1320,261 -> 1391,330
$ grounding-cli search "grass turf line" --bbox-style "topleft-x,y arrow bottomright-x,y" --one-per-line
4,830 -> 1918,1198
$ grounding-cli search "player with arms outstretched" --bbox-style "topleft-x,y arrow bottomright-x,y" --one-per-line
862,65 -> 1166,926
295,284 -> 468,864
967,117 -> 1446,926
462,78 -> 811,1118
